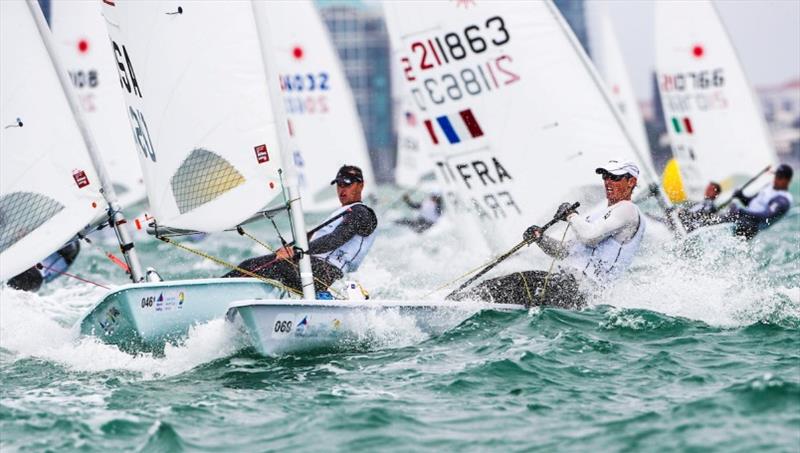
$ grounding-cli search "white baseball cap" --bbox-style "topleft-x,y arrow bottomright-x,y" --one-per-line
595,159 -> 639,178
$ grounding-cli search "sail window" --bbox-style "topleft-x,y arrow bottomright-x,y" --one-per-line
170,148 -> 246,214
0,192 -> 64,254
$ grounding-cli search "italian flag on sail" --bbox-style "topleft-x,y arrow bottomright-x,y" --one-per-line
671,116 -> 694,134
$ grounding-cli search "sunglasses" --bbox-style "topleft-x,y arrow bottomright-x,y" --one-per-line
334,177 -> 361,187
601,172 -> 631,182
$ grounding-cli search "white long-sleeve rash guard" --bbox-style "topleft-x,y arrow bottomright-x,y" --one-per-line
566,200 -> 640,247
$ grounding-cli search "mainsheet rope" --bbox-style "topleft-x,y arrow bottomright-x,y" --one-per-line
538,224 -> 571,302
157,236 -> 303,297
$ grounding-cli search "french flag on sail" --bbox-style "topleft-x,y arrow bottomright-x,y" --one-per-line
423,109 -> 484,145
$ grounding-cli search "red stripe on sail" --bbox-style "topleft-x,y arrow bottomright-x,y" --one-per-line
459,109 -> 484,138
424,119 -> 439,145
683,117 -> 694,134
102,0 -> 115,5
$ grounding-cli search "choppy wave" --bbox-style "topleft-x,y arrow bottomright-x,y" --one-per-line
1,186 -> 798,451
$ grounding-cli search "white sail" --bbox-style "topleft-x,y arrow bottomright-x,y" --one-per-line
50,0 -> 146,209
263,0 -> 374,212
392,53 -> 435,188
655,0 -> 777,201
101,1 -> 287,232
0,0 -> 108,281
383,1 -> 654,250
591,7 -> 657,182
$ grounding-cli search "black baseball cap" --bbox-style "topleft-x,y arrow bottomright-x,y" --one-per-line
330,165 -> 364,185
775,164 -> 793,179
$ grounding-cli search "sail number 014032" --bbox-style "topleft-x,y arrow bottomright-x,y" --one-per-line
402,16 -> 511,81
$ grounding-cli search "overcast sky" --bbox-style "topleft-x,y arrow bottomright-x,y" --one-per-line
600,0 -> 800,101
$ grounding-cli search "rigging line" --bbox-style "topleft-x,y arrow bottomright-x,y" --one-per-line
261,211 -> 288,247
539,224 -> 571,302
276,169 -> 296,236
421,249 -> 512,299
78,235 -> 129,273
236,227 -> 346,300
35,262 -> 110,290
157,236 -> 303,297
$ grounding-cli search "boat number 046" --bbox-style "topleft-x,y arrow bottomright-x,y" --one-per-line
112,40 -> 157,162
274,320 -> 293,333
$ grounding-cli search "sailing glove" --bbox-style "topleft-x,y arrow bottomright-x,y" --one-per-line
554,202 -> 578,221
523,225 -> 544,243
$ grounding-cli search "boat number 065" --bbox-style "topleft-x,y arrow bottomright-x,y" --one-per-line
274,320 -> 293,333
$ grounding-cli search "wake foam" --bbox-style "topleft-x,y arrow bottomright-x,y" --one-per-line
0,287 -> 242,379
601,228 -> 800,327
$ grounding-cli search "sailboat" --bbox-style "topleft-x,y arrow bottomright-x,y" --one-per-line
76,1 -> 308,351
226,2 -> 523,356
71,1 -> 518,356
267,1 -> 375,212
382,0 -> 674,255
49,0 -> 147,209
655,0 -> 777,203
1,0 -> 142,287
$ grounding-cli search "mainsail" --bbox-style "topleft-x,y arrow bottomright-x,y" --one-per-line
655,0 -> 777,201
263,0 -> 374,212
384,1 -> 656,250
0,0 -> 108,281
101,1 -> 287,232
392,51 -> 435,188
50,0 -> 147,209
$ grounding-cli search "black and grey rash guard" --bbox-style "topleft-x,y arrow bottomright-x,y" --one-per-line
309,203 -> 378,272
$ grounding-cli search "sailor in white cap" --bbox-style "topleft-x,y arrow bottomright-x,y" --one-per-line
452,159 -> 646,307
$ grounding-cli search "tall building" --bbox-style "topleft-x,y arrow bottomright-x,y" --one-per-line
317,2 -> 395,183
554,0 -> 591,57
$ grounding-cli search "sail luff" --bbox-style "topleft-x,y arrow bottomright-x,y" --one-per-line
25,0 -> 144,281
251,0 -> 315,300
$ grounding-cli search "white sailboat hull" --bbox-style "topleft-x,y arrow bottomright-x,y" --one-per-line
226,299 -> 525,356
78,278 -> 291,352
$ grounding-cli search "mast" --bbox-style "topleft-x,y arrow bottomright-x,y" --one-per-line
251,1 -> 316,300
26,0 -> 144,282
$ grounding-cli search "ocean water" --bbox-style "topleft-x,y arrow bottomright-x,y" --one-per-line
1,188 -> 799,452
